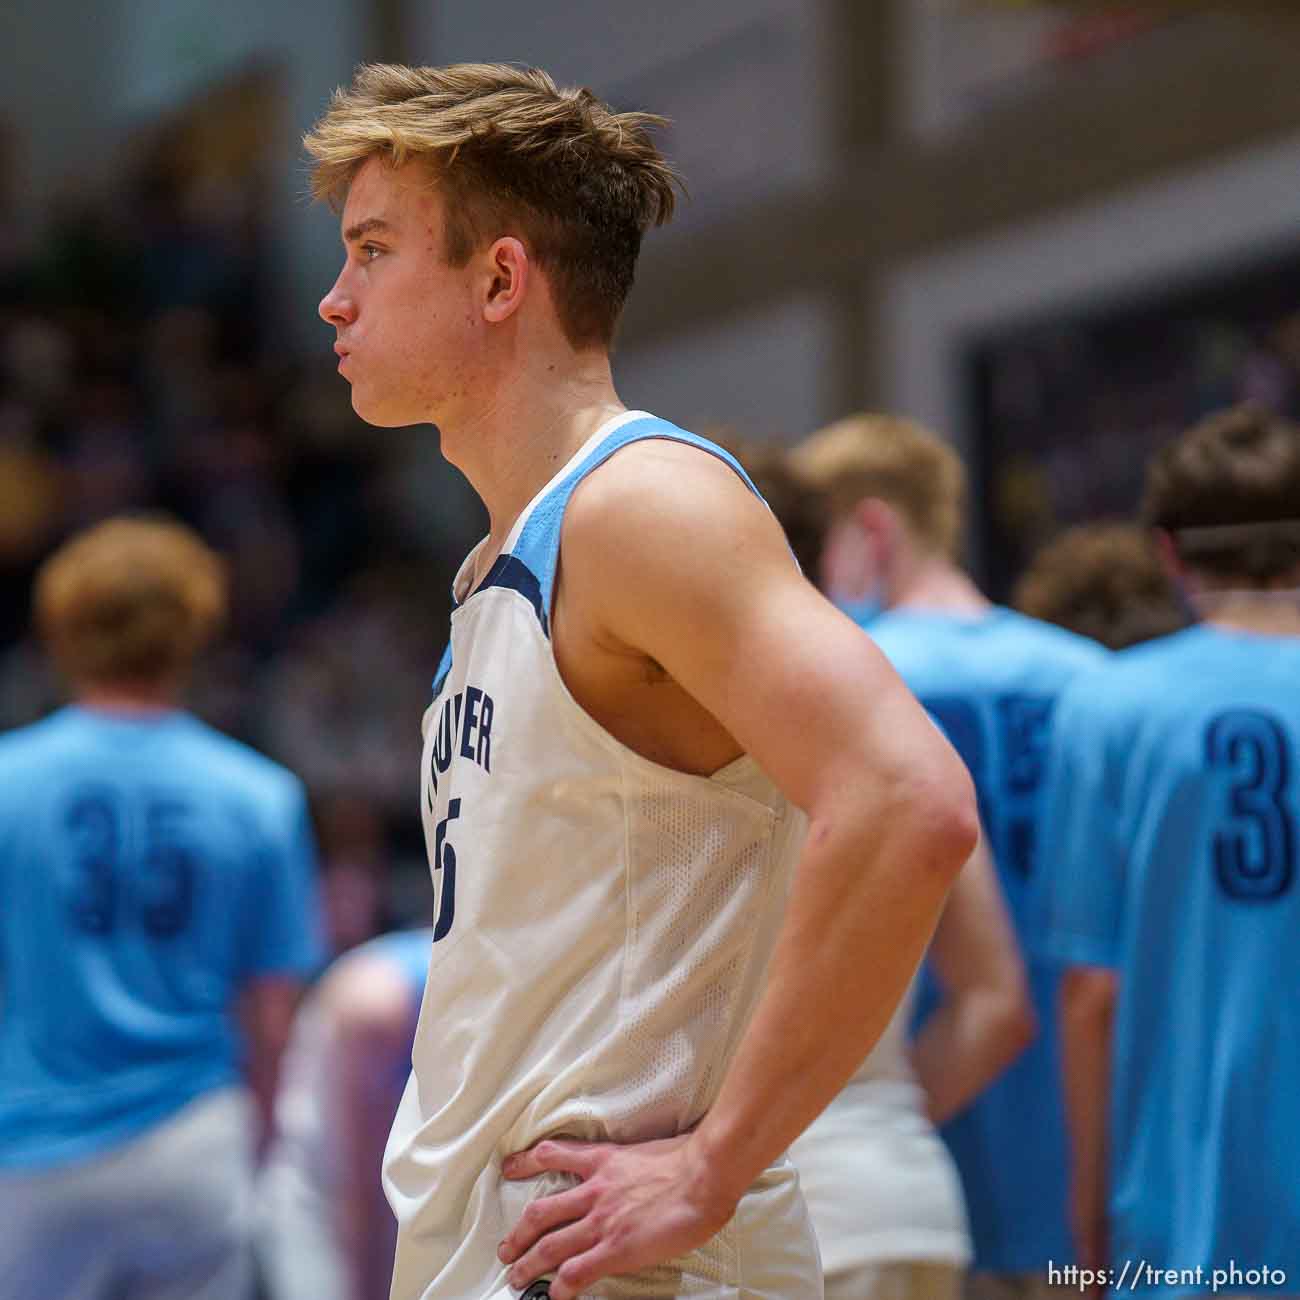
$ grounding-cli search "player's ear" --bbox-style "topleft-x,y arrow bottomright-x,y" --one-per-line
857,499 -> 898,554
483,237 -> 528,324
1154,529 -> 1188,586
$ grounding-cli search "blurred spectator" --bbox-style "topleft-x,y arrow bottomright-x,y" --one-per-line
258,928 -> 433,1300
1014,521 -> 1187,650
0,516 -> 324,1300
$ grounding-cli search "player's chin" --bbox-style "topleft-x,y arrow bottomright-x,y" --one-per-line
350,386 -> 410,429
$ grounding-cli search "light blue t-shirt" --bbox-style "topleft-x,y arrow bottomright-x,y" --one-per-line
0,706 -> 325,1169
867,606 -> 1106,1274
1035,625 -> 1300,1295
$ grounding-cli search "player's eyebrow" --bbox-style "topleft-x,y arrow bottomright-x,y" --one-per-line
343,216 -> 393,244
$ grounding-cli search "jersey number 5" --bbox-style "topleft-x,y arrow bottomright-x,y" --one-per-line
432,798 -> 462,942
1205,710 -> 1295,901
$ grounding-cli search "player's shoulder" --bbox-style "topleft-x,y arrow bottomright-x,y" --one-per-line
993,607 -> 1108,663
0,708 -> 75,773
561,423 -> 783,573
1052,630 -> 1195,732
345,927 -> 433,989
323,929 -> 432,1029
872,606 -> 1106,685
567,425 -> 757,523
170,715 -> 306,810
1104,625 -> 1214,690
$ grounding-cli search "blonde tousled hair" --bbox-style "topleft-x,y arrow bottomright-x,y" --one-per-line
36,517 -> 227,689
305,62 -> 681,347
790,414 -> 967,560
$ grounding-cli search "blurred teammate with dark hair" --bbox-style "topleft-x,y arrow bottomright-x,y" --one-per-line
0,516 -> 324,1300
793,416 -> 1106,1300
259,928 -> 433,1300
1014,522 -> 1186,651
1037,406 -> 1300,1297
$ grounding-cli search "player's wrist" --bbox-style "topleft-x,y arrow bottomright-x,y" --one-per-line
682,1125 -> 751,1226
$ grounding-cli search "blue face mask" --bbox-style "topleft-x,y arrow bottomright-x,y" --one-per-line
834,592 -> 885,629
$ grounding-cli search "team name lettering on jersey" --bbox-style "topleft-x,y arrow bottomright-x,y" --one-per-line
428,685 -> 495,804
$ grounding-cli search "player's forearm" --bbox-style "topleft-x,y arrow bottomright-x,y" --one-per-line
911,987 -> 1036,1126
244,1059 -> 278,1157
691,771 -> 976,1207
1061,969 -> 1116,1264
240,977 -> 303,1157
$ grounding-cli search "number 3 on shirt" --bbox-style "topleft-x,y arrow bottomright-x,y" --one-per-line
1205,710 -> 1295,901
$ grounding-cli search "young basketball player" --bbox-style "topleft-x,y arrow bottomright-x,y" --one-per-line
792,416 -> 1106,1300
1037,406 -> 1300,1297
0,517 -> 324,1299
307,64 -> 978,1300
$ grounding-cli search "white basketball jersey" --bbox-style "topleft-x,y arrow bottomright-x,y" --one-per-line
384,413 -> 815,1300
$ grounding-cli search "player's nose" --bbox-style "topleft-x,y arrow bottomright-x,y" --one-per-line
319,273 -> 356,327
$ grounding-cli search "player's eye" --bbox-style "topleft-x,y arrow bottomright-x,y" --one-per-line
361,243 -> 382,262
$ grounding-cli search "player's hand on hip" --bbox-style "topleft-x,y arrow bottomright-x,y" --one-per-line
498,1133 -> 737,1300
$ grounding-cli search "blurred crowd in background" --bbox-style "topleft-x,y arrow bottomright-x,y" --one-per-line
0,140 -> 486,952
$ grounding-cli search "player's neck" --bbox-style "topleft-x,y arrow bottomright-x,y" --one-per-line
439,347 -> 624,553
891,555 -> 990,616
1198,590 -> 1300,639
77,684 -> 179,715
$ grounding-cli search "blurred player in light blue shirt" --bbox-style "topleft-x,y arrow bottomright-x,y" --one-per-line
0,517 -> 325,1300
1036,406 -> 1300,1297
794,415 -> 1096,1300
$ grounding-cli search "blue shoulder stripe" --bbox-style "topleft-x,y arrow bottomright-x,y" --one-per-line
508,417 -> 765,638
431,641 -> 453,697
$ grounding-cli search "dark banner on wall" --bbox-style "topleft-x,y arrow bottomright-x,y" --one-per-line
966,247 -> 1300,598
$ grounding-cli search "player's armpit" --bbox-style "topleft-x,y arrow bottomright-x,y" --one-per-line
560,441 -> 972,823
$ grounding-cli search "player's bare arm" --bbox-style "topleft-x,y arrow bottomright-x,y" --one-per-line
239,975 -> 305,1158
499,440 -> 980,1298
1060,966 -> 1117,1283
911,831 -> 1036,1126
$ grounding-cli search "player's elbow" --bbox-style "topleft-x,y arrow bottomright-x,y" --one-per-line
908,759 -> 980,886
1061,966 -> 1118,1027
999,984 -> 1039,1064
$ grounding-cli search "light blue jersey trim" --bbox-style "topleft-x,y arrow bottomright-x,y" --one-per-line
510,415 -> 762,637
429,417 -> 763,693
